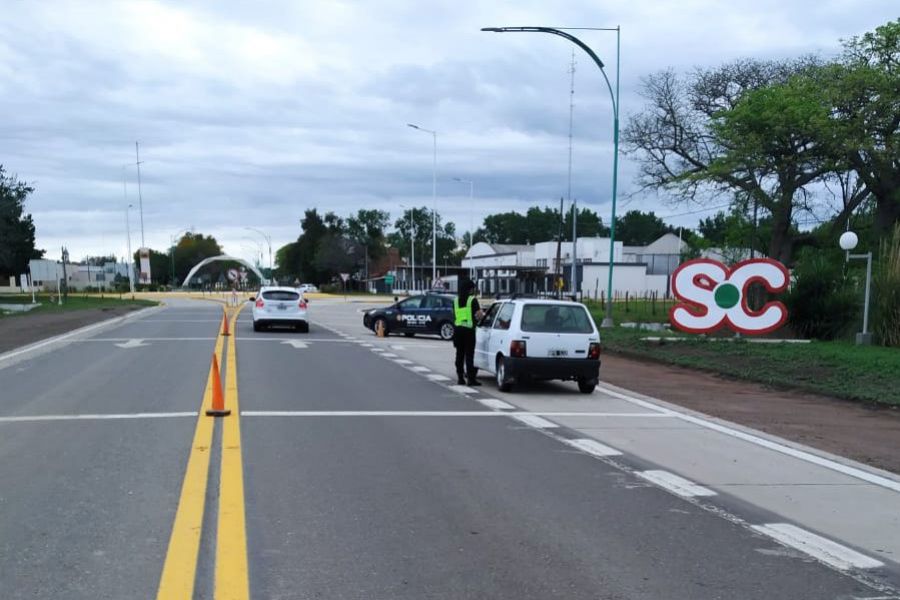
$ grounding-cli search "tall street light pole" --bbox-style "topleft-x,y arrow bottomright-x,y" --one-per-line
482,26 -> 620,325
245,227 -> 272,283
400,204 -> 416,291
122,165 -> 135,295
452,177 -> 476,279
135,141 -> 146,248
407,123 -> 438,285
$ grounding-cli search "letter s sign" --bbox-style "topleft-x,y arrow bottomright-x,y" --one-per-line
669,258 -> 790,335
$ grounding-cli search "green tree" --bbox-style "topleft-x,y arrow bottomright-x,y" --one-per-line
347,209 -> 391,268
614,210 -> 673,246
624,57 -> 830,264
0,166 -> 39,277
828,20 -> 900,237
173,232 -> 223,284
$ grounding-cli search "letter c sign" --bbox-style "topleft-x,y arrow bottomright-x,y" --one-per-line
669,258 -> 790,335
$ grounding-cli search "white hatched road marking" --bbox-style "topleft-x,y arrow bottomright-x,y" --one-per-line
564,438 -> 623,458
390,345 -> 406,350
597,383 -> 900,494
0,412 -> 197,423
393,359 -> 414,365
410,365 -> 430,372
371,347 -> 386,353
752,523 -> 884,571
382,353 -> 399,358
237,411 -> 670,418
448,385 -> 479,394
637,470 -> 717,498
427,374 -> 451,382
511,415 -> 558,429
477,398 -> 515,410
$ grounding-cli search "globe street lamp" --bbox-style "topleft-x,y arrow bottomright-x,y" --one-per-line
407,123 -> 438,285
839,231 -> 873,345
482,25 -> 620,325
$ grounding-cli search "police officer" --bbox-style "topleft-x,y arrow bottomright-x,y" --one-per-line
453,279 -> 483,386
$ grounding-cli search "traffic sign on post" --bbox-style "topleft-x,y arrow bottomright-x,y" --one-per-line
385,273 -> 395,286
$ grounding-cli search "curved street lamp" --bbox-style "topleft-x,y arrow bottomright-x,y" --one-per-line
481,26 -> 620,325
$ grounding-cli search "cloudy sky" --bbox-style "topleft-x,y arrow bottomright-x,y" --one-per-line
2,1 -> 896,266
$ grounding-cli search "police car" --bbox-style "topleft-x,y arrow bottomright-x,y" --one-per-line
362,292 -> 456,340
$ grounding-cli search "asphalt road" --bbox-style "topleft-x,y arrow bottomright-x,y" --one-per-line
0,298 -> 895,599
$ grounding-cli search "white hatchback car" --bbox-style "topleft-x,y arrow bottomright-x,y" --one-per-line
474,297 -> 601,393
250,286 -> 309,332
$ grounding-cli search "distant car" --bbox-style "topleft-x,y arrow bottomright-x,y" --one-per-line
250,286 -> 309,332
474,298 -> 601,393
363,292 -> 456,340
298,283 -> 319,293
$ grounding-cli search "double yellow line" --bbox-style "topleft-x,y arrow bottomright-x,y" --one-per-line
156,307 -> 249,599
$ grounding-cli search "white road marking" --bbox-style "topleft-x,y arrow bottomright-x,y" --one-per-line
427,374 -> 451,382
477,398 -> 515,410
448,385 -> 479,394
381,353 -> 399,358
78,337 -> 215,342
393,359 -> 414,365
637,470 -> 717,498
410,365 -> 430,372
281,340 -> 308,349
597,383 -> 900,494
564,438 -> 623,457
0,412 -> 197,423
0,306 -> 159,365
114,338 -> 149,349
359,343 -> 374,347
235,338 -> 355,343
370,347 -> 386,353
751,523 -> 884,571
239,411 -> 663,418
511,414 -> 558,429
390,345 -> 406,350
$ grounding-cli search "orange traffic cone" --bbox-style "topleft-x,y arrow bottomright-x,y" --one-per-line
221,308 -> 230,336
205,354 -> 231,417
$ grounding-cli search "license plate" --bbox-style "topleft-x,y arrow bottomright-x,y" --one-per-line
548,349 -> 568,357
277,303 -> 287,310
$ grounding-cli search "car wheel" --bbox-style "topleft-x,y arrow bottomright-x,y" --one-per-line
577,379 -> 597,394
439,321 -> 455,341
297,322 -> 309,334
373,317 -> 388,337
403,332 -> 415,337
496,356 -> 513,392
253,321 -> 262,332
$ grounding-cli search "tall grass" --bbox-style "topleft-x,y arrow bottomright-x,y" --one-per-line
874,223 -> 900,347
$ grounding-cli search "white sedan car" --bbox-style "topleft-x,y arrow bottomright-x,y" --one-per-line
474,297 -> 601,393
250,286 -> 309,332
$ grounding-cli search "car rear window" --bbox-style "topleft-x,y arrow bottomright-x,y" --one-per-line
262,290 -> 299,301
520,304 -> 594,333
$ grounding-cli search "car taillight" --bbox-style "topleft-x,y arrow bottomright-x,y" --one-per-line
588,342 -> 601,360
510,340 -> 527,358
298,300 -> 307,309
255,298 -> 265,308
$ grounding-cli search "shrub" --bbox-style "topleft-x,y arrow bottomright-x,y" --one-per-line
785,249 -> 858,340
320,283 -> 342,294
873,224 -> 900,347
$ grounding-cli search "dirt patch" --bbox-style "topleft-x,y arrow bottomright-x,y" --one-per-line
0,306 -> 146,355
600,353 -> 900,475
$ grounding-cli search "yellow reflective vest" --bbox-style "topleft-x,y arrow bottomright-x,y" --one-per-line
453,296 -> 475,328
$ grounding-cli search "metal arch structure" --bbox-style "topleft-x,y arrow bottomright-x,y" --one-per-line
179,255 -> 267,288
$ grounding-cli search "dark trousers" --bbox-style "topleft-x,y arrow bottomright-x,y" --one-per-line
454,326 -> 476,381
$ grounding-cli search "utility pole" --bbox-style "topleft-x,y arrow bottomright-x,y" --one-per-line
60,246 -> 69,304
567,49 -> 578,297
135,141 -> 145,248
555,197 -> 564,299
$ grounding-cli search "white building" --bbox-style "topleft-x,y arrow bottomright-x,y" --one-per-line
463,234 -> 686,298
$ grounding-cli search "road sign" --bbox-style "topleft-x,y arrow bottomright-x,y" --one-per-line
432,278 -> 444,290
385,273 -> 395,286
227,268 -> 239,282
340,273 -> 350,282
